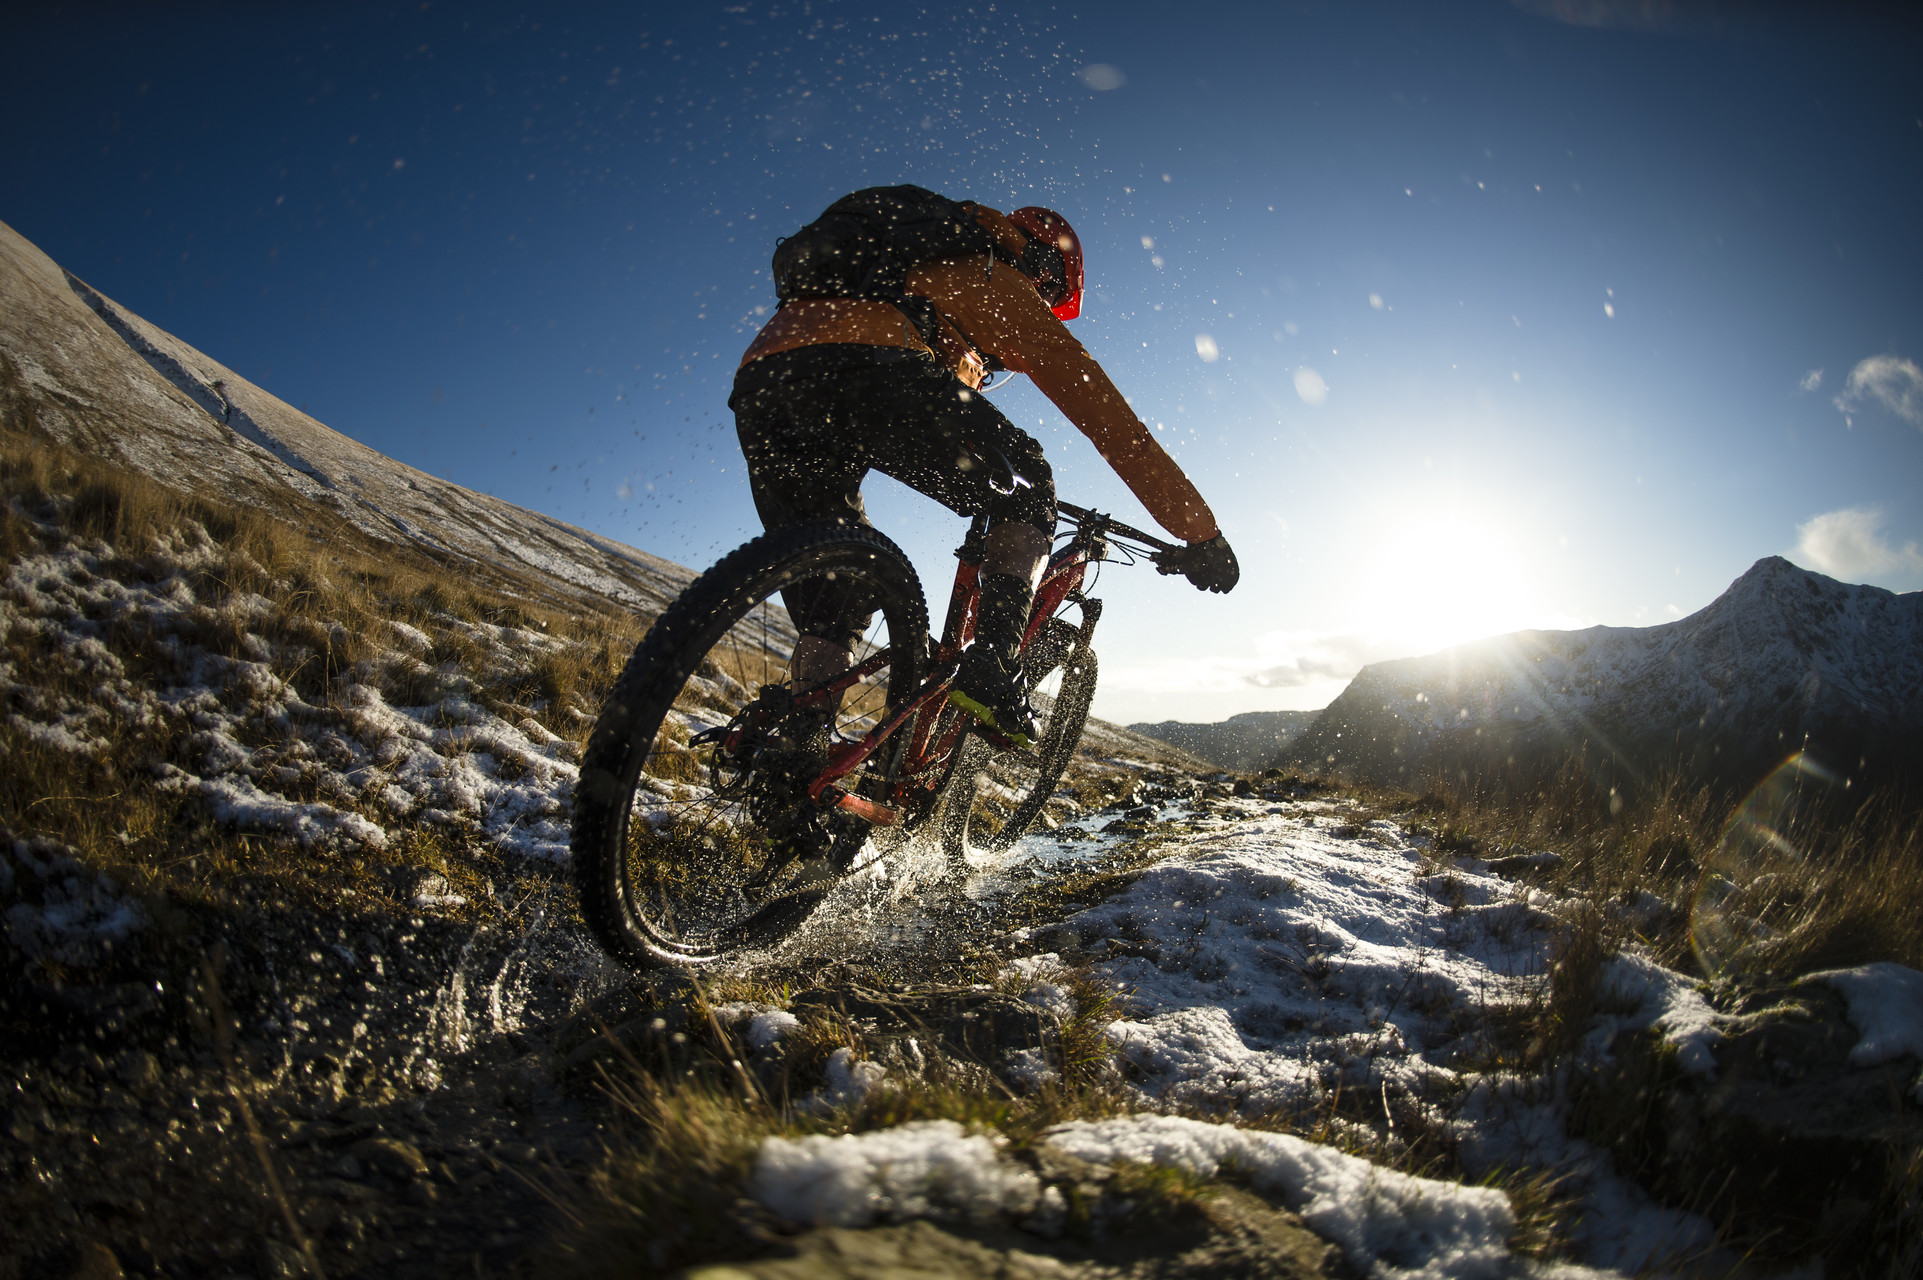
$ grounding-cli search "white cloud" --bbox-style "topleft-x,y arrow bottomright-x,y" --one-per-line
1246,635 -> 1378,688
1078,64 -> 1126,91
1799,368 -> 1823,392
1791,506 -> 1923,582
1105,631 -> 1386,697
1293,367 -> 1328,405
1194,334 -> 1219,363
1834,354 -> 1923,429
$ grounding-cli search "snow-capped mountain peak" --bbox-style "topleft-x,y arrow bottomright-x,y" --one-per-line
1287,557 -> 1922,791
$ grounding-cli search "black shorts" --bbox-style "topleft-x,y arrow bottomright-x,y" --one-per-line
730,344 -> 1057,643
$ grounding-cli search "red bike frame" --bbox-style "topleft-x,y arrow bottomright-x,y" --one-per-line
795,503 -> 1170,827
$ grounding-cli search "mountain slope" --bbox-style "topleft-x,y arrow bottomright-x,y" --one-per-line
0,218 -> 692,615
1128,709 -> 1319,772
1286,556 -> 1923,791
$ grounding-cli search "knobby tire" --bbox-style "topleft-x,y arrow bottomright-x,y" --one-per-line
571,521 -> 927,970
940,618 -> 1098,862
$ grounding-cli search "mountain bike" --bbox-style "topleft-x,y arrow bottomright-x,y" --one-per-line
570,500 -> 1183,970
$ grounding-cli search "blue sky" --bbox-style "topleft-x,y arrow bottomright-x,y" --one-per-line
7,0 -> 1920,722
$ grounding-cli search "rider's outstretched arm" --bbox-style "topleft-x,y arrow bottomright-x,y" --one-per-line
911,257 -> 1221,546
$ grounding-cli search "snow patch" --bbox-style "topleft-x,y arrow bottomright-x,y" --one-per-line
748,1008 -> 803,1050
1,837 -> 147,966
752,1120 -> 1040,1227
1592,953 -> 1724,1077
1067,807 -> 1549,1113
712,1001 -> 803,1051
188,771 -> 389,850
0,531 -> 586,862
1452,1074 -> 1719,1274
1001,1047 -> 1060,1091
811,1047 -> 888,1110
1002,952 -> 1076,1019
1049,1114 -> 1563,1280
1805,962 -> 1923,1083
992,795 -> 1720,1274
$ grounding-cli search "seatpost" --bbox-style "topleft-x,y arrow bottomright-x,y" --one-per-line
940,515 -> 991,654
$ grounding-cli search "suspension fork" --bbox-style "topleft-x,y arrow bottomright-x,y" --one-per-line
1067,592 -> 1102,654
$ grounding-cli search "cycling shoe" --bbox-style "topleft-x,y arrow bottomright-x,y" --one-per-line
948,644 -> 1039,748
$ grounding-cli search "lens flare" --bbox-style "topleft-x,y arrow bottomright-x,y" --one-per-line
1690,751 -> 1840,976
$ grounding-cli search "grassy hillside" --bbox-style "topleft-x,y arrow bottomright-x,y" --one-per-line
0,437 -> 1915,1277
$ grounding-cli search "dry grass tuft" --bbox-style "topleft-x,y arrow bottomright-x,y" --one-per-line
1391,759 -> 1922,980
548,1071 -> 776,1276
0,428 -> 645,939
1703,788 -> 1923,977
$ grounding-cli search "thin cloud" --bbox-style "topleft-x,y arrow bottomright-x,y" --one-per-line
1834,354 -> 1923,429
1246,632 -> 1387,689
1791,506 -> 1923,582
1509,0 -> 1750,34
1799,368 -> 1822,392
1105,632 -> 1384,696
1247,656 -> 1359,688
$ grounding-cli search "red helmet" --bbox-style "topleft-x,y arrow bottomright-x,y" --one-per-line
1008,206 -> 1084,321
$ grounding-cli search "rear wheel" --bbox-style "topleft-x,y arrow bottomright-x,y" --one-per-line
571,522 -> 927,969
940,619 -> 1097,863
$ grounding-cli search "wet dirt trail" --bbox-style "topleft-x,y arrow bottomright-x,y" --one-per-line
2,773 -> 1199,1279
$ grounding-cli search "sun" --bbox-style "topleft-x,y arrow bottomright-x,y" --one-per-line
1346,509 -> 1543,657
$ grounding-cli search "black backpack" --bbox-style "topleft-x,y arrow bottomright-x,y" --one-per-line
772,185 -> 1004,348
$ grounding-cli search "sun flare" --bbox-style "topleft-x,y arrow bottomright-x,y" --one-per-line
1347,510 -> 1545,657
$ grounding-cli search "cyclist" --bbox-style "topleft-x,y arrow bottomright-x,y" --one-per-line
730,192 -> 1238,748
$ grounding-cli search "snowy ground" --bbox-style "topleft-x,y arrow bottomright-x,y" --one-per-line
1,527 -> 585,863
18,218 -> 1886,1276
745,790 -> 1814,1278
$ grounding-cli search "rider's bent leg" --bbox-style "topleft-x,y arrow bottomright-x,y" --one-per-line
730,346 -> 1060,745
790,633 -> 854,694
984,519 -> 1050,592
950,519 -> 1050,747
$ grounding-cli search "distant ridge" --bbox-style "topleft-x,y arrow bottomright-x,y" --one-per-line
1283,556 -> 1923,793
1129,709 -> 1319,772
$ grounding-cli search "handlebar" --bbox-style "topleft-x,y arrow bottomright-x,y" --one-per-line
1055,500 -> 1184,571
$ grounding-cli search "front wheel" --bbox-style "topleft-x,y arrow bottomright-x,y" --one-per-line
570,521 -> 928,970
940,619 -> 1097,863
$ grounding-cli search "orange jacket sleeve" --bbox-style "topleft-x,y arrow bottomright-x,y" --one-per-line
907,257 -> 1221,544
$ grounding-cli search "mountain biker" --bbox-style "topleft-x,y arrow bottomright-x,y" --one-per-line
730,189 -> 1238,749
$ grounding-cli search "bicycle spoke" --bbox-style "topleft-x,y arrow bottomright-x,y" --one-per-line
572,521 -> 927,967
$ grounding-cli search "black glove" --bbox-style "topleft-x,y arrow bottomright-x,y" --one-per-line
1159,534 -> 1239,594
